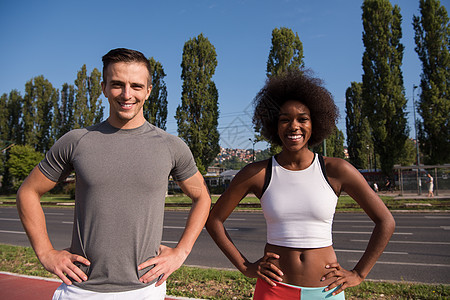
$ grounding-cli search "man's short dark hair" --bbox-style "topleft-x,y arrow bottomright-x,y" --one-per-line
102,48 -> 152,86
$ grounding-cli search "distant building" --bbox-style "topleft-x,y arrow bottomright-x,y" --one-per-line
202,169 -> 240,194
220,170 -> 239,186
214,146 -> 261,164
206,166 -> 226,176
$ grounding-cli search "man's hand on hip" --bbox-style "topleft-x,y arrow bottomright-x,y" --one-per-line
39,249 -> 90,285
138,245 -> 188,286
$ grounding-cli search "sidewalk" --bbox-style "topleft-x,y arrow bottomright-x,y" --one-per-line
0,272 -> 203,300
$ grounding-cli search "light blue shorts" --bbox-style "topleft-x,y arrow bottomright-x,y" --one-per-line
253,278 -> 345,299
52,281 -> 166,300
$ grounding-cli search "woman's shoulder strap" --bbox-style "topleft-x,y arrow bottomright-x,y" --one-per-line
317,154 -> 332,187
261,157 -> 272,195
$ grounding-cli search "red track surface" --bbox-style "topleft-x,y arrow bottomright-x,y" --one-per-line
0,273 -> 195,300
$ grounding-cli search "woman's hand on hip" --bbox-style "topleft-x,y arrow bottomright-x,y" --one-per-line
321,262 -> 364,295
246,252 -> 284,286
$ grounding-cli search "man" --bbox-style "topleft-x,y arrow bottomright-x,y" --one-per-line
16,48 -> 211,299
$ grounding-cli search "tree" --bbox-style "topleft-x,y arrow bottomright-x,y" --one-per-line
0,91 -> 22,194
265,27 -> 305,155
331,129 -> 345,159
221,156 -> 247,170
345,82 -> 372,169
8,90 -> 24,144
312,127 -> 345,159
176,33 -> 220,174
54,83 -> 76,139
144,57 -> 168,130
255,148 -> 271,162
22,81 -> 36,147
0,93 -> 7,141
413,0 -> 450,164
267,27 -> 304,77
73,65 -> 104,129
0,93 -> 8,193
362,0 -> 409,175
6,145 -> 44,191
22,76 -> 57,152
89,68 -> 104,125
396,138 -> 416,166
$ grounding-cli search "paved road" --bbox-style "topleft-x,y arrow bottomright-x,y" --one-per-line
1,207 -> 449,284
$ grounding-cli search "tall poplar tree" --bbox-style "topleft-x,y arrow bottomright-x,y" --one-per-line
73,65 -> 87,128
22,81 -> 35,147
396,138 -> 416,166
176,33 -> 220,174
265,27 -> 305,155
89,68 -> 104,125
0,90 -> 22,194
362,0 -> 408,175
0,92 -> 21,143
413,0 -> 450,164
55,83 -> 75,139
74,65 -> 104,128
144,57 -> 168,130
267,27 -> 304,77
0,93 -> 7,141
0,93 -> 9,186
345,82 -> 372,169
22,76 -> 57,152
0,93 -> 6,185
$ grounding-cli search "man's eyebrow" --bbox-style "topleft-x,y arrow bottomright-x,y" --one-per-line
131,82 -> 146,87
110,80 -> 124,85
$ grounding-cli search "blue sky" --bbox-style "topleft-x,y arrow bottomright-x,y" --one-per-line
0,0 -> 438,150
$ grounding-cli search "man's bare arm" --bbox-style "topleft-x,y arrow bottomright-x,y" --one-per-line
138,171 -> 211,285
16,166 -> 90,285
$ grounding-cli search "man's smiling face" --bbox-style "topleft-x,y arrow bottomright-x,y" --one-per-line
102,61 -> 152,129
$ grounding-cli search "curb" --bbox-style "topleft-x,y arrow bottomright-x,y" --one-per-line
0,271 -> 62,282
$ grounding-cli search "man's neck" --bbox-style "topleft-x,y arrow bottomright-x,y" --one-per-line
106,117 -> 146,129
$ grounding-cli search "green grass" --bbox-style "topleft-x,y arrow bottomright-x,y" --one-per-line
2,193 -> 450,211
0,194 -> 73,204
168,194 -> 450,209
0,244 -> 448,299
0,244 -> 48,278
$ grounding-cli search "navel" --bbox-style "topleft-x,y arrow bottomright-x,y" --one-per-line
299,252 -> 306,262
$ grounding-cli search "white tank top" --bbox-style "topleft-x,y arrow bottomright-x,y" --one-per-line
260,154 -> 338,248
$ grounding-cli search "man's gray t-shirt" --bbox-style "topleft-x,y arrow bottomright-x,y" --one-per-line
38,121 -> 197,292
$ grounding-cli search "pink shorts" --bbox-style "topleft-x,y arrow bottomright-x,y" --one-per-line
253,278 -> 345,300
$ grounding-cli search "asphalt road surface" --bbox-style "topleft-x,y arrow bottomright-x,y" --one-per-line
1,207 -> 449,285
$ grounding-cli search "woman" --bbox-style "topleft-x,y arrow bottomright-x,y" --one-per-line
427,174 -> 434,197
206,70 -> 395,299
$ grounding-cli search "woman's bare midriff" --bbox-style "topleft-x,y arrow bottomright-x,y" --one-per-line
264,243 -> 338,287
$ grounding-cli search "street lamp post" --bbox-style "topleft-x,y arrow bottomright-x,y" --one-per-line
413,85 -> 421,195
249,138 -> 257,162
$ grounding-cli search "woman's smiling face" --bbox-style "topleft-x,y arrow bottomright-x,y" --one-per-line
277,100 -> 312,152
